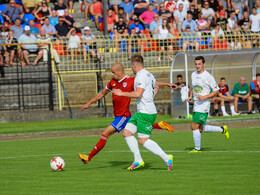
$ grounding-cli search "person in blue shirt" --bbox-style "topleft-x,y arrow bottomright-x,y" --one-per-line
128,18 -> 144,34
181,25 -> 199,52
119,0 -> 134,18
29,20 -> 40,37
181,12 -> 198,33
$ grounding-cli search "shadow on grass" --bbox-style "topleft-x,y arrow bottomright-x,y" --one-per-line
184,147 -> 212,151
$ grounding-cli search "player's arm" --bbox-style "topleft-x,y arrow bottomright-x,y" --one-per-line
197,90 -> 219,101
81,88 -> 110,110
187,87 -> 193,103
112,87 -> 144,98
156,81 -> 177,89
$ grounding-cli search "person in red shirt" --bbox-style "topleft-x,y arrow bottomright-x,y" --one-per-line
250,73 -> 260,113
212,77 -> 240,116
78,62 -> 175,165
165,0 -> 177,14
212,35 -> 228,51
89,0 -> 103,30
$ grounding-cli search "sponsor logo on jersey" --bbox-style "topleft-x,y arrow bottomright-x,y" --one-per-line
194,85 -> 203,93
123,82 -> 127,87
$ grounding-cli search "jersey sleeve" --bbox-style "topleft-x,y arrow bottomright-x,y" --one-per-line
106,80 -> 113,91
135,74 -> 146,89
208,74 -> 219,91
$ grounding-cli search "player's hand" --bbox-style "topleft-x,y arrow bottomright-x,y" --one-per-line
187,97 -> 193,103
112,88 -> 123,96
197,95 -> 206,101
81,103 -> 91,111
169,84 -> 177,89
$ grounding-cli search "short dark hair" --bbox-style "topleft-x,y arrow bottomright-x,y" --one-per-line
195,56 -> 205,64
119,7 -> 124,11
177,74 -> 183,78
220,77 -> 225,80
256,73 -> 260,77
131,54 -> 144,67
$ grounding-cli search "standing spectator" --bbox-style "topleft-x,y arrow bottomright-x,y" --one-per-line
216,11 -> 228,31
63,9 -> 75,28
49,10 -> 59,27
34,0 -> 51,24
116,7 -> 129,26
133,0 -> 148,17
18,26 -> 43,66
66,27 -> 81,64
54,0 -> 67,16
227,11 -> 236,32
174,3 -> 187,34
1,0 -> 24,23
67,0 -> 75,13
128,28 -> 144,60
0,21 -> 10,39
157,19 -> 174,61
150,13 -> 162,38
249,7 -> 260,33
89,0 -> 103,30
129,18 -> 144,35
165,0 -> 177,13
4,30 -> 18,66
114,17 -> 128,52
37,28 -> 60,64
29,20 -> 40,37
10,18 -> 24,39
55,16 -> 70,39
139,4 -> 156,30
119,0 -> 134,18
158,3 -> 172,23
238,10 -> 250,32
82,26 -> 101,63
110,0 -> 122,14
0,36 -> 5,78
42,17 -> 57,38
233,77 -> 253,114
22,0 -> 37,14
177,0 -> 190,12
181,12 -> 198,32
201,1 -> 215,30
182,25 -> 200,52
230,35 -> 242,50
250,73 -> 260,113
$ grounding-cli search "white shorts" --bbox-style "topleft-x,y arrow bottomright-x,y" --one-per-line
125,123 -> 150,138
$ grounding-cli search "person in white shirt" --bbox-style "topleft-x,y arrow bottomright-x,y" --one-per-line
187,56 -> 230,153
156,19 -> 174,61
66,27 -> 81,64
176,0 -> 190,11
201,1 -> 215,30
227,11 -> 236,32
174,3 -> 187,34
249,7 -> 260,33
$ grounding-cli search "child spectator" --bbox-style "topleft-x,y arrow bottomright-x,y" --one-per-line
82,26 -> 101,63
182,25 -> 200,52
157,19 -> 174,61
119,0 -> 134,18
139,4 -> 156,30
233,77 -> 253,114
66,27 -> 81,64
4,30 -> 18,67
89,0 -> 103,30
216,11 -> 228,31
174,3 -> 187,34
133,0 -> 148,17
250,73 -> 260,113
249,7 -> 260,33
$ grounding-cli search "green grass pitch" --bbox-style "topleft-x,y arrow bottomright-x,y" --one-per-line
0,127 -> 260,194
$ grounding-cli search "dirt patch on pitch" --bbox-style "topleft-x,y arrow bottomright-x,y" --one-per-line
0,119 -> 259,141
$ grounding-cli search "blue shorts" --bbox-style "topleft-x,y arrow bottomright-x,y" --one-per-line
85,46 -> 96,52
111,115 -> 131,132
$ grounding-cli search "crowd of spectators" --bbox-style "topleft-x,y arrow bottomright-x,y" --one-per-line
0,0 -> 260,71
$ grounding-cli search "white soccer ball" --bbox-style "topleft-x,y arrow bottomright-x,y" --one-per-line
50,157 -> 65,171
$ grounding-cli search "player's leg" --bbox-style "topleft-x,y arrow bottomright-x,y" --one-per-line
153,121 -> 174,132
190,121 -> 202,153
79,125 -> 116,164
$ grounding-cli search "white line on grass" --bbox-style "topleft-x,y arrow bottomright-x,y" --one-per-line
0,150 -> 259,160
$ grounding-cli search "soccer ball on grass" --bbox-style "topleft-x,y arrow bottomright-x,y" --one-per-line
50,157 -> 65,171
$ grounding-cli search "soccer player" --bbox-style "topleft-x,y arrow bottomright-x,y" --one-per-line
78,62 -> 174,164
113,55 -> 174,171
213,77 -> 240,116
187,56 -> 230,153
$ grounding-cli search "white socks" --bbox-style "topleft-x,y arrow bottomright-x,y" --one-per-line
193,129 -> 201,151
230,105 -> 236,114
143,139 -> 169,163
221,106 -> 227,115
203,125 -> 223,133
125,136 -> 142,162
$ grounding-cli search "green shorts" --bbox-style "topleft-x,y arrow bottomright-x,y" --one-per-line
192,112 -> 208,125
127,112 -> 157,135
